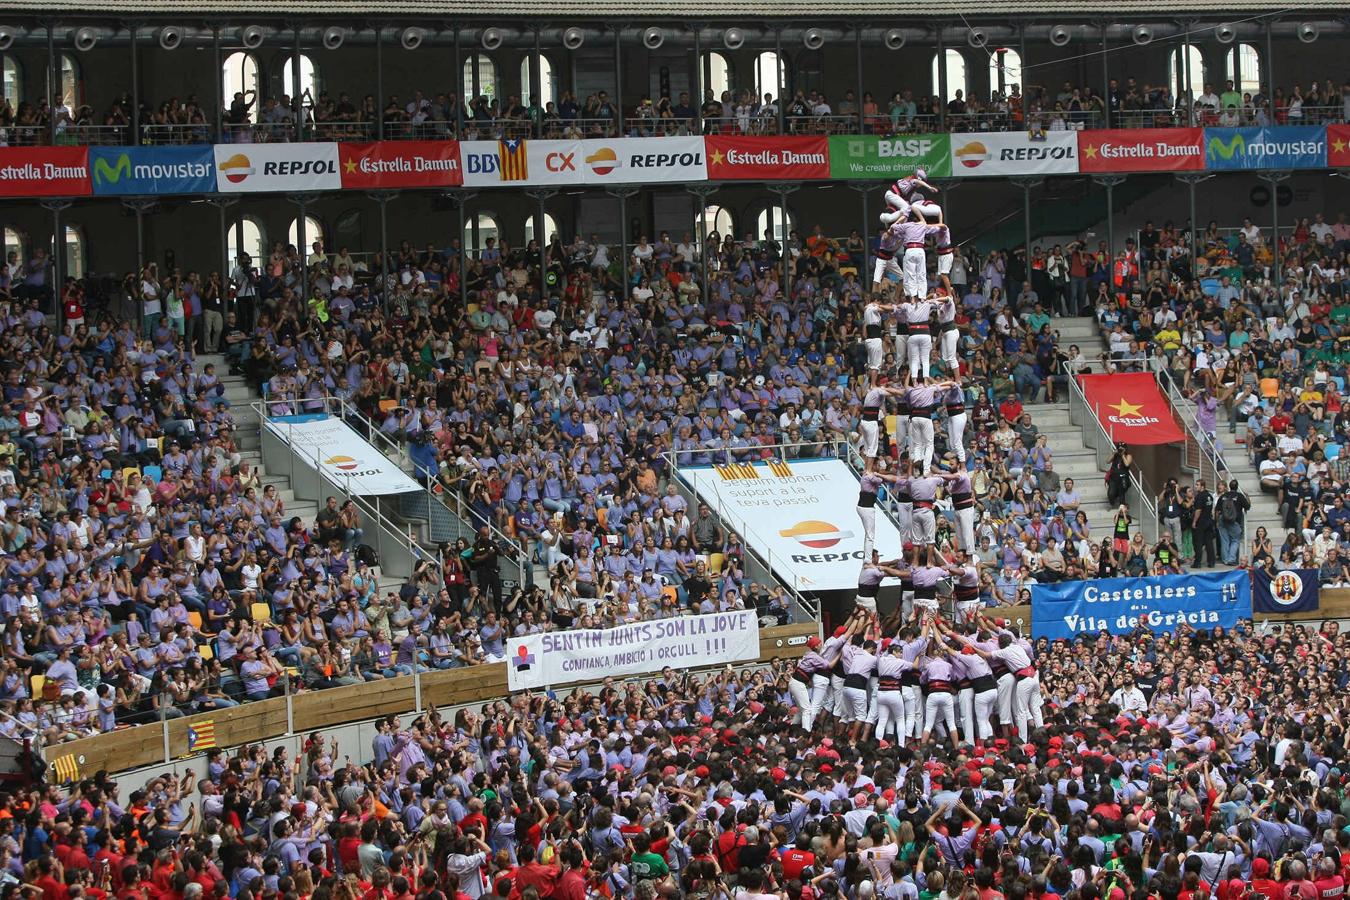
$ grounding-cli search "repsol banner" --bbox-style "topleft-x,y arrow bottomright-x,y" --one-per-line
506,610 -> 760,690
213,143 -> 342,192
678,457 -> 904,592
1031,571 -> 1251,640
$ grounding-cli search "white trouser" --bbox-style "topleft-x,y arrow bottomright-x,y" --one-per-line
973,687 -> 998,741
789,678 -> 813,729
855,592 -> 877,613
882,192 -> 911,224
858,504 -> 877,559
866,677 -> 880,724
939,327 -> 960,373
860,419 -> 879,458
865,337 -> 884,370
875,690 -> 906,743
901,684 -> 922,738
911,507 -> 936,545
937,244 -> 954,275
809,673 -> 831,726
907,333 -> 932,381
1014,674 -> 1045,741
895,502 -> 913,546
872,255 -> 902,286
902,248 -> 927,298
893,415 -> 910,453
955,598 -> 980,626
996,672 -> 1016,726
843,685 -> 869,722
949,411 -> 968,462
957,686 -> 975,742
893,332 -> 908,369
831,674 -> 847,717
956,507 -> 976,552
900,589 -> 915,622
909,416 -> 935,472
923,690 -> 957,738
912,199 -> 942,222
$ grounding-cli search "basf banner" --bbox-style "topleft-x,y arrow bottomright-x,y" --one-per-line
579,136 -> 707,184
828,134 -> 951,180
706,135 -> 830,180
950,131 -> 1078,177
1205,126 -> 1326,170
506,610 -> 760,691
264,414 -> 423,495
213,143 -> 341,192
679,458 -> 904,591
1078,128 -> 1205,173
0,147 -> 91,197
1032,571 -> 1251,641
1330,124 -> 1350,168
338,141 -> 462,189
90,146 -> 215,195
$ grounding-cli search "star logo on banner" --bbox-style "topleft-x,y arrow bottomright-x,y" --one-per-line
1110,399 -> 1144,417
344,159 -> 358,174
1082,144 -> 1099,159
710,149 -> 725,166
1333,138 -> 1347,154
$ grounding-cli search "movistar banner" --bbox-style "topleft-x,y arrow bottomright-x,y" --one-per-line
90,145 -> 216,195
1204,126 -> 1326,171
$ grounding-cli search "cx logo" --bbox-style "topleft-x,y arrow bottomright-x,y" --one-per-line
545,151 -> 575,172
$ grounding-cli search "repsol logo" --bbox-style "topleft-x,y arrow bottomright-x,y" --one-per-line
262,160 -> 337,176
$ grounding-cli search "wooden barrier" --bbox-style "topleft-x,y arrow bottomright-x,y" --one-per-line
53,623 -> 818,776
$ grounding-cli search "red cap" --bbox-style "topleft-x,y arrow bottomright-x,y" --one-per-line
819,763 -> 833,774
1252,859 -> 1270,877
807,636 -> 822,649
694,764 -> 710,778
770,767 -> 787,783
961,646 -> 976,655
834,626 -> 847,637
854,793 -> 869,808
969,772 -> 983,787
662,765 -> 677,776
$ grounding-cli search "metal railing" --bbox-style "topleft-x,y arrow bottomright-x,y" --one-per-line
220,121 -> 299,143
1063,362 -> 1160,544
140,123 -> 214,145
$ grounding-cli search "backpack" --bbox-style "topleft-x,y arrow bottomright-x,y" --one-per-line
1218,493 -> 1241,524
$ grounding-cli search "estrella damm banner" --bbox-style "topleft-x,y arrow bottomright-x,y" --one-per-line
1203,126 -> 1326,170
89,145 -> 216,195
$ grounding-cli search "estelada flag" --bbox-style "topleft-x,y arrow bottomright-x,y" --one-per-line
1078,373 -> 1186,444
187,720 -> 216,752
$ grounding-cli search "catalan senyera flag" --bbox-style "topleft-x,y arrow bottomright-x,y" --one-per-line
767,460 -> 793,477
187,719 -> 217,752
714,462 -> 758,481
498,139 -> 528,181
51,754 -> 79,784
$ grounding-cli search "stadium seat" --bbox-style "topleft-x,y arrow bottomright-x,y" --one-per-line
662,585 -> 679,603
198,642 -> 214,661
595,507 -> 608,529
707,552 -> 725,574
29,674 -> 44,697
250,602 -> 272,623
379,398 -> 398,415
142,465 -> 163,483
121,467 -> 140,485
188,611 -> 203,632
1328,444 -> 1341,462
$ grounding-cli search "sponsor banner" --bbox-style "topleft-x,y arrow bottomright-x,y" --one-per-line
828,134 -> 951,180
1078,128 -> 1205,173
1078,372 -> 1187,444
579,136 -> 707,184
1032,571 -> 1251,641
90,145 -> 215,195
213,143 -> 341,192
507,610 -> 760,691
0,147 -> 90,197
459,138 -> 583,187
1204,126 -> 1326,170
1330,124 -> 1350,168
264,414 -> 422,495
950,131 -> 1079,177
1253,568 -> 1319,614
706,135 -> 830,180
679,458 -> 904,592
338,141 -> 463,189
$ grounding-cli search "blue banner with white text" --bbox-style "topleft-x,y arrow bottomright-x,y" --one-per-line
1031,571 -> 1251,640
1204,126 -> 1326,171
89,145 -> 216,195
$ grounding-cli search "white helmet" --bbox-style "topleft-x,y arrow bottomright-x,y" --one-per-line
914,167 -> 927,181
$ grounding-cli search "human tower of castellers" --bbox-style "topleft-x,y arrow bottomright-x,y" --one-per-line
788,171 -> 1046,752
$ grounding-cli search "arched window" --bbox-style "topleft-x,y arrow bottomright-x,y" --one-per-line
524,212 -> 560,247
521,55 -> 556,108
1225,44 -> 1261,96
2,57 -> 21,109
222,52 -> 260,107
464,212 -> 499,256
48,53 -> 80,107
931,49 -> 967,101
989,48 -> 1021,95
282,53 -> 319,102
700,51 -> 730,100
752,51 -> 784,101
755,205 -> 795,243
62,224 -> 85,280
227,216 -> 266,267
463,54 -> 497,101
288,215 -> 325,253
1167,46 -> 1205,101
3,227 -> 24,263
700,204 -> 733,241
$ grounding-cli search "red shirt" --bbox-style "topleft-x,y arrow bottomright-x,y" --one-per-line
1312,876 -> 1344,900
36,875 -> 70,900
781,849 -> 816,881
555,871 -> 586,900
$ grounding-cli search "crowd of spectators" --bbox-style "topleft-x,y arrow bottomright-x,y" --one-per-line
2,74 -> 1347,146
17,617 -> 1350,900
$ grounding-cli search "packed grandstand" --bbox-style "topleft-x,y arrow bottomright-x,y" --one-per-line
0,11 -> 1347,900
